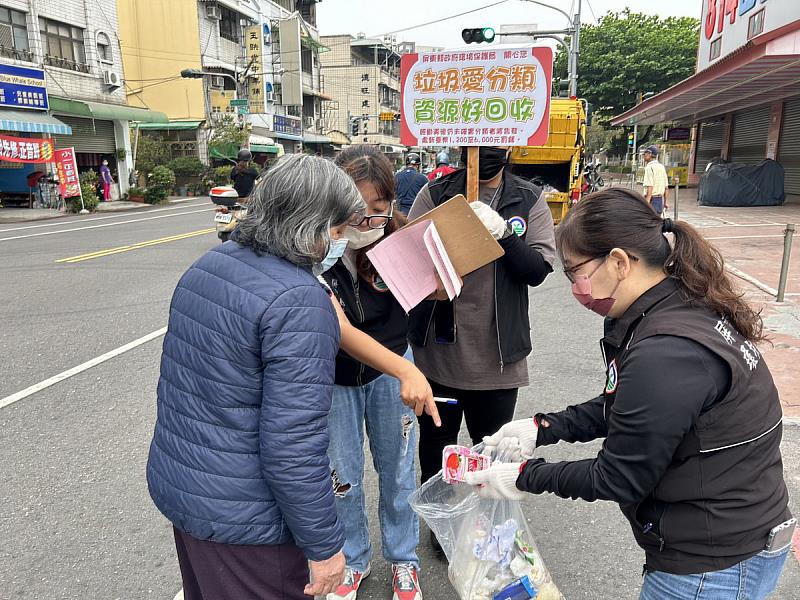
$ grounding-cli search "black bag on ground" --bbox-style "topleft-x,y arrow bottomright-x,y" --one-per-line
698,159 -> 785,207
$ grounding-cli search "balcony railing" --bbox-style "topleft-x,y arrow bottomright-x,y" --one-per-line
44,55 -> 90,74
0,45 -> 34,63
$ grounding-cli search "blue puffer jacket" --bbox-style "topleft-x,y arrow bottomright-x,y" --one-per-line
146,241 -> 344,561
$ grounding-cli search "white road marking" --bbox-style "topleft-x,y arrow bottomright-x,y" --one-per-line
0,201 -> 212,234
0,208 -> 213,242
173,590 -> 184,600
0,327 -> 167,410
706,234 -> 785,240
726,265 -> 779,297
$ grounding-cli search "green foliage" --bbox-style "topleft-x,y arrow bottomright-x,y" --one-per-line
555,10 -> 700,121
145,165 -> 176,204
208,115 -> 249,157
135,134 -> 171,174
68,170 -> 100,213
167,156 -> 205,177
205,165 -> 233,188
128,186 -> 145,199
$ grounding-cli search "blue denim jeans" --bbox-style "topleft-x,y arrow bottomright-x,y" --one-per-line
327,354 -> 419,571
639,545 -> 790,600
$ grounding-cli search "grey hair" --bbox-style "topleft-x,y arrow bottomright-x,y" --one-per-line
235,154 -> 365,265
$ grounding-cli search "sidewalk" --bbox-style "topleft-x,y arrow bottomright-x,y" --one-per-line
631,184 -> 800,417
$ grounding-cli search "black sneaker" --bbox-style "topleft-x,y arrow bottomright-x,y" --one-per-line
430,530 -> 444,558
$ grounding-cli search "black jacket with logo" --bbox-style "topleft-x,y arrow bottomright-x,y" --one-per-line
518,278 -> 791,574
407,168 -> 552,368
322,260 -> 408,387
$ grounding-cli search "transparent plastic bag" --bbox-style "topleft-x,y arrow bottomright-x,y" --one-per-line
410,445 -> 563,600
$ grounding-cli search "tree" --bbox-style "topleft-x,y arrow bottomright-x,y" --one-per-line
556,10 -> 700,121
208,115 -> 250,157
134,133 -> 171,175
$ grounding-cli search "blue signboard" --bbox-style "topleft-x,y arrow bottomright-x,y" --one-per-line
0,63 -> 48,110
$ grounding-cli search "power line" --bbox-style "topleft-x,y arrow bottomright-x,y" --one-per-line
585,0 -> 598,23
376,0 -> 512,37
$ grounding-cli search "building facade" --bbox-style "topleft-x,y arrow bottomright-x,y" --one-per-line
0,0 -> 164,202
118,0 -> 331,162
613,2 -> 800,195
320,34 -> 404,157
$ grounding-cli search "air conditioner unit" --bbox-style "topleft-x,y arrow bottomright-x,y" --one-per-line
206,4 -> 222,20
315,118 -> 324,130
102,70 -> 122,88
265,90 -> 275,103
303,116 -> 315,130
210,75 -> 225,89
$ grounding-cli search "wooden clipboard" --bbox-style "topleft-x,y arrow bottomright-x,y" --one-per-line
406,194 -> 504,277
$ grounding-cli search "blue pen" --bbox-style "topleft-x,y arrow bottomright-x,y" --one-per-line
434,397 -> 458,405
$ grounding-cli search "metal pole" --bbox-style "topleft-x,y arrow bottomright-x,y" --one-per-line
673,175 -> 680,221
777,223 -> 796,303
570,0 -> 581,97
630,122 -> 638,189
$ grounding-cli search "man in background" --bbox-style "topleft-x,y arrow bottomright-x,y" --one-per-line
395,152 -> 428,215
642,145 -> 669,216
427,152 -> 456,181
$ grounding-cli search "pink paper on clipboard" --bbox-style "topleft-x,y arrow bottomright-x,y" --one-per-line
366,220 -> 462,312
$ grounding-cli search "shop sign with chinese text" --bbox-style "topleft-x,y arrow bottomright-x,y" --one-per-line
245,24 -> 266,114
54,147 -> 81,198
0,63 -> 48,110
0,134 -> 54,162
400,47 -> 552,147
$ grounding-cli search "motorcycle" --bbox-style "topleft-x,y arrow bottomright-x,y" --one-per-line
210,186 -> 247,242
582,161 -> 605,194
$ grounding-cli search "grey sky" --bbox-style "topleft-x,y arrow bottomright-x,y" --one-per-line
317,0 -> 700,48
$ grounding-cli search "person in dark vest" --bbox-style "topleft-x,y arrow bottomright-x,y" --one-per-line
467,187 -> 793,600
395,152 -> 428,215
230,149 -> 259,200
322,145 -> 425,600
407,145 -> 556,554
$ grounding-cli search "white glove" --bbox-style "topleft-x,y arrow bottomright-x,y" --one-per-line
483,418 -> 538,460
470,201 -> 507,240
464,462 -> 527,501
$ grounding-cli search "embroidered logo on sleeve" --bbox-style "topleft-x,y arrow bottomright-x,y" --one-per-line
605,359 -> 619,394
508,216 -> 527,237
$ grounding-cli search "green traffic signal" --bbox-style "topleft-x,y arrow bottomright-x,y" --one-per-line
461,27 -> 496,44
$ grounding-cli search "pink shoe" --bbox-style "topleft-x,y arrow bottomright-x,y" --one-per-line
326,565 -> 371,600
392,564 -> 422,600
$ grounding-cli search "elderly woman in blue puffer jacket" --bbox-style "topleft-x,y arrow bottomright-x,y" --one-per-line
146,154 -> 366,600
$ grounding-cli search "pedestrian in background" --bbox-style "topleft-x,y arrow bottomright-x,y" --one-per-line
146,154 -> 366,600
471,187 -> 793,600
99,159 -> 113,202
230,148 -> 259,200
427,151 -> 456,181
395,152 -> 428,215
642,145 -> 669,215
322,145 -> 425,600
407,145 -> 556,553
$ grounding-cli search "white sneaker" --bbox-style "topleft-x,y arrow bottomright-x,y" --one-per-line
326,564 -> 371,600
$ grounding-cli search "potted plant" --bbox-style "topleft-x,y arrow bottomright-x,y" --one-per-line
144,166 -> 176,205
128,186 -> 146,202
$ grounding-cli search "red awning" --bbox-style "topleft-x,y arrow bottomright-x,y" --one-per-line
611,26 -> 800,127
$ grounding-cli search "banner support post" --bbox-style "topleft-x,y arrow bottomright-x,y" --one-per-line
467,147 -> 479,202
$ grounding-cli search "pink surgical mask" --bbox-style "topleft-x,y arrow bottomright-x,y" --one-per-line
570,258 -> 621,317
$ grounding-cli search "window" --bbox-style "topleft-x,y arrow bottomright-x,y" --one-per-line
709,37 -> 722,61
219,6 -> 240,43
40,17 -> 86,64
96,31 -> 111,62
0,7 -> 30,52
748,10 -> 765,40
301,48 -> 312,74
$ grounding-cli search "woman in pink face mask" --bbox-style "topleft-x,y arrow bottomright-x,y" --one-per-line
468,188 -> 793,600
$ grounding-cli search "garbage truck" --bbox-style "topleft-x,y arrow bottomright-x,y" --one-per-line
509,98 -> 587,224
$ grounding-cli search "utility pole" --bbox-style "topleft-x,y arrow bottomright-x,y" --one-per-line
570,0 -> 582,97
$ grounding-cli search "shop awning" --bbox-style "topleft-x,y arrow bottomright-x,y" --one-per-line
611,30 -> 800,127
303,131 -> 331,144
251,144 -> 279,153
134,120 -> 203,131
0,109 -> 72,135
380,144 -> 407,154
209,143 -> 238,160
50,97 -> 169,123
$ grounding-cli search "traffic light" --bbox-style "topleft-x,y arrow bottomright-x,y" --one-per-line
627,133 -> 635,146
461,27 -> 496,44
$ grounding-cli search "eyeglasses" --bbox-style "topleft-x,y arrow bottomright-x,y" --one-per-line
563,252 -> 639,283
347,205 -> 394,230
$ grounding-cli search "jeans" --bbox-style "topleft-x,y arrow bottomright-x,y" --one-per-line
327,353 -> 419,571
417,380 -> 518,483
639,546 -> 790,600
651,195 -> 664,215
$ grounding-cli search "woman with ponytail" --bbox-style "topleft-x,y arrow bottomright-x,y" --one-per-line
466,188 -> 793,599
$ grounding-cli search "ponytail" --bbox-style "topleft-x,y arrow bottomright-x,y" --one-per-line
558,188 -> 765,342
666,219 -> 764,342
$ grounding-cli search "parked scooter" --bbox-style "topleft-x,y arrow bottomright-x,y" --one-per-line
211,186 -> 246,242
582,160 -> 605,194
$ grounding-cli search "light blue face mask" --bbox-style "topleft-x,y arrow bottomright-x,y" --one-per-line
314,237 -> 348,275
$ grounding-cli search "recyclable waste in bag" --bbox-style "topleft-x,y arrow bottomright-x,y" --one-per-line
409,445 -> 563,600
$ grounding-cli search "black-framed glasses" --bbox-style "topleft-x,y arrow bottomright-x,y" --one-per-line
347,205 -> 394,230
563,256 -> 604,283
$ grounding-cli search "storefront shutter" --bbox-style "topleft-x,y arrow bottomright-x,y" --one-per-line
730,106 -> 770,164
696,120 -> 724,173
778,96 -> 800,195
51,116 -> 116,153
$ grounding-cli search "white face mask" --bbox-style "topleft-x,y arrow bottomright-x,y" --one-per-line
343,226 -> 384,250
